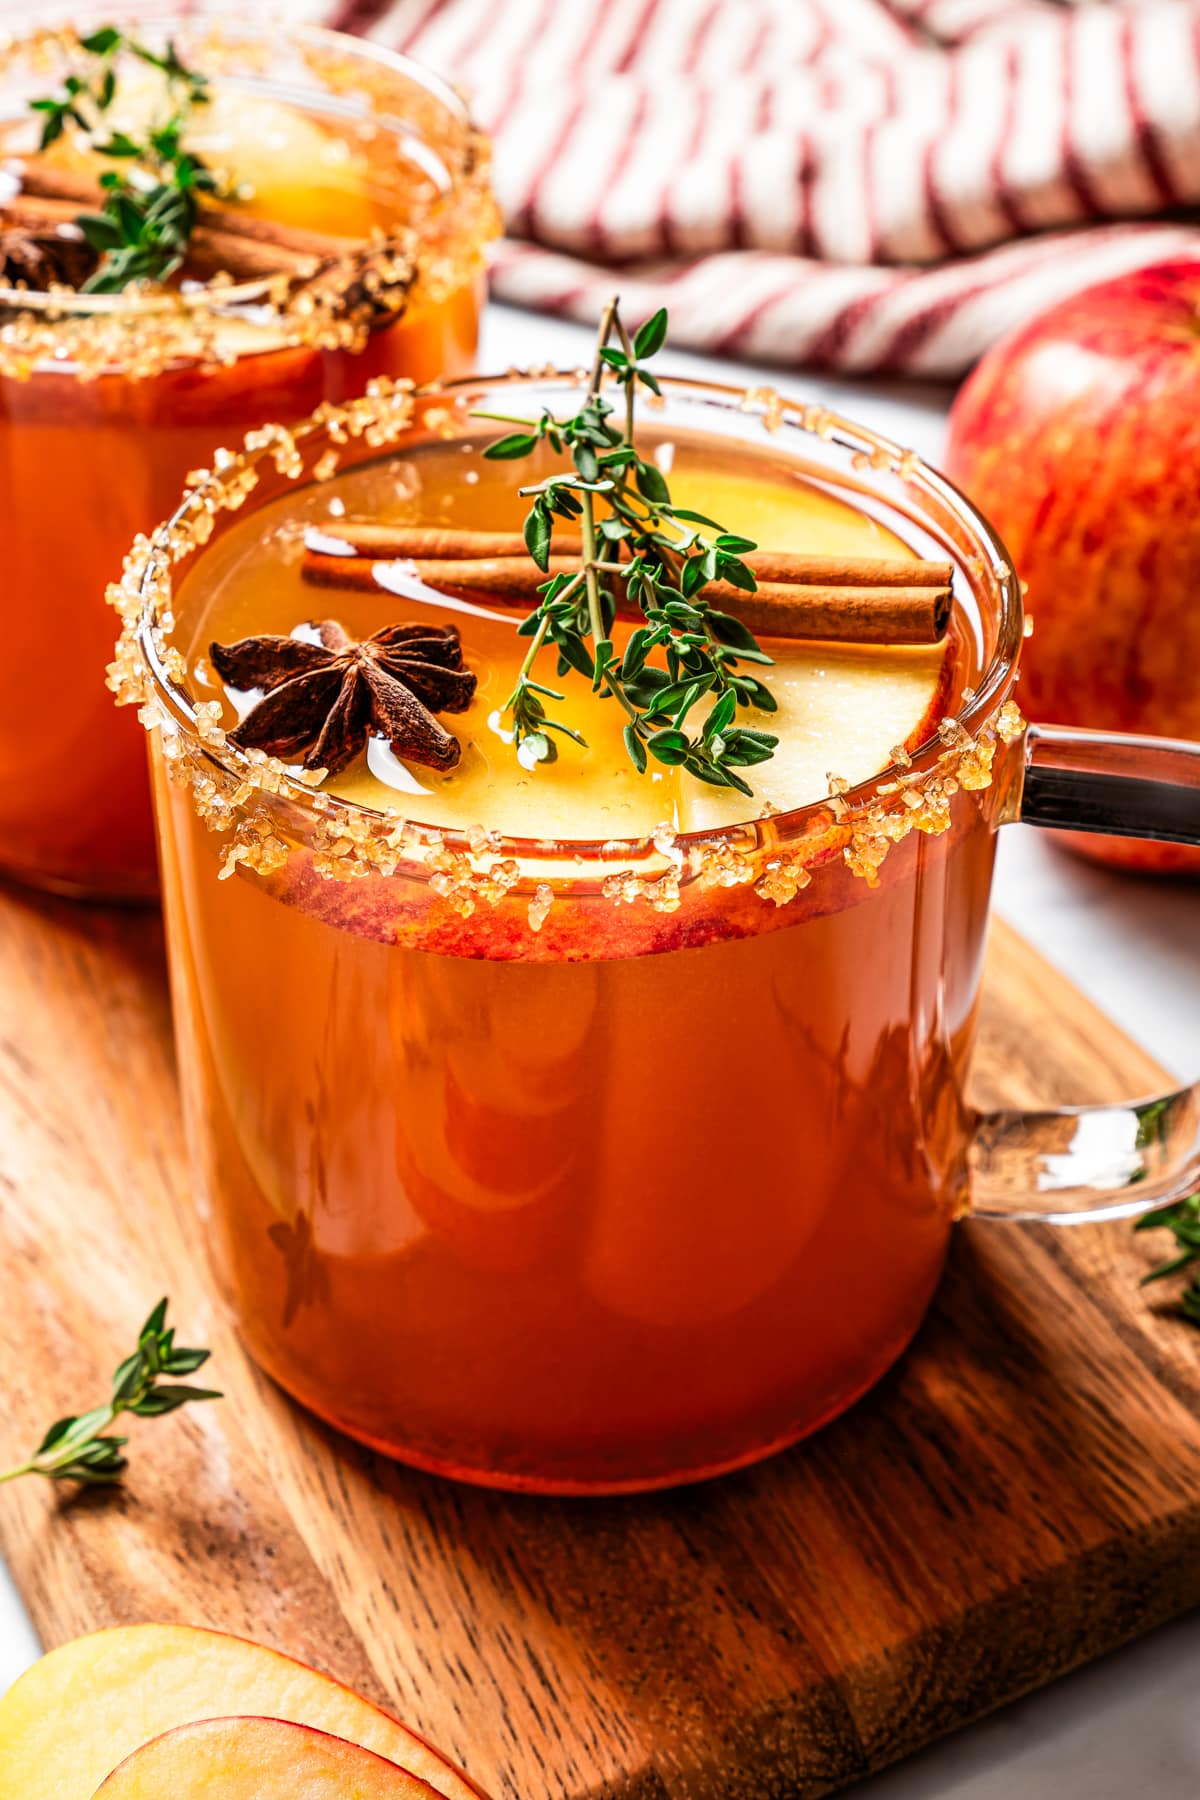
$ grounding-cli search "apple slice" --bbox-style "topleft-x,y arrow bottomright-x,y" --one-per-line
93,1716 -> 442,1799
677,636 -> 954,833
45,70 -> 381,242
582,943 -> 840,1328
0,1625 -> 480,1800
393,951 -> 596,1224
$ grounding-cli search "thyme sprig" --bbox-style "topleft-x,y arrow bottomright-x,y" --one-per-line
479,298 -> 779,796
30,26 -> 218,293
0,1299 -> 220,1488
1135,1193 -> 1200,1326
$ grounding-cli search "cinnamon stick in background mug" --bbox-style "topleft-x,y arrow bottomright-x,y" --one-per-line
0,19 -> 496,902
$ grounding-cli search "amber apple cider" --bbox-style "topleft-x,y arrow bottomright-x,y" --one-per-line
158,426 -> 998,1492
0,46 -> 489,898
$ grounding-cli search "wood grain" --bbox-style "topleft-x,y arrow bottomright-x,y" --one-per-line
0,881 -> 1197,1800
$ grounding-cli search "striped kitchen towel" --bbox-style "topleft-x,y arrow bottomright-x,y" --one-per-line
322,0 -> 1200,376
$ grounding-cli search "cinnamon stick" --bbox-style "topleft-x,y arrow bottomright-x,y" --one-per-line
10,161 -> 356,255
308,521 -> 954,592
306,551 -> 585,597
302,551 -> 953,645
313,525 -> 589,561
720,583 -> 952,645
9,164 -> 121,208
183,226 -> 321,284
3,166 -> 364,284
1,194 -> 84,231
1,189 -> 323,285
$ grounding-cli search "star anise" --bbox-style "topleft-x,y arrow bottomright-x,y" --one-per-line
209,619 -> 476,776
0,226 -> 99,291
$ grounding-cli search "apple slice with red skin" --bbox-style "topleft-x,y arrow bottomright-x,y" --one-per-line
92,1716 -> 445,1799
945,257 -> 1200,875
249,626 -> 959,956
0,1624 -> 481,1800
678,632 -> 957,832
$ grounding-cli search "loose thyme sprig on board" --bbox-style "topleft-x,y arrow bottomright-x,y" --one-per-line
478,298 -> 780,796
29,26 -> 219,292
0,1299 -> 220,1488
1135,1194 -> 1200,1327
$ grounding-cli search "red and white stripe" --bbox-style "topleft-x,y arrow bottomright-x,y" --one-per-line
490,219 -> 1200,378
24,0 -> 1198,376
391,0 -> 1200,375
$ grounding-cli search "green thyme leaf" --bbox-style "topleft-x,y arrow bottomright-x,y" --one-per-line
647,729 -> 689,764
486,432 -> 541,460
1134,1193 -> 1200,1327
80,26 -> 123,55
0,1299 -> 220,1489
623,722 -> 648,772
525,502 -> 552,571
635,460 -> 671,505
633,307 -> 668,360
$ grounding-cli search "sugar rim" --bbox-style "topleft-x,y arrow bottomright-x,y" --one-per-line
0,19 -> 495,357
111,369 -> 1026,907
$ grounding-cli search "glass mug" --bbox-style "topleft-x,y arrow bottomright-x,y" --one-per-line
0,14 -> 495,900
114,373 -> 1200,1495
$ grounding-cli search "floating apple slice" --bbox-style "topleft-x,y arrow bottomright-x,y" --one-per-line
0,1625 -> 479,1800
386,955 -> 598,1269
328,630 -> 953,844
327,614 -> 677,844
92,1717 -> 442,1799
182,89 -> 379,238
677,635 -> 954,833
582,944 -> 839,1328
662,452 -> 955,828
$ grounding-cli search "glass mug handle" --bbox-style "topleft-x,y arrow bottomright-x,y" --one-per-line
972,720 -> 1200,1224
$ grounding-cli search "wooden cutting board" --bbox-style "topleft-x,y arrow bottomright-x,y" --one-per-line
0,882 -> 1198,1800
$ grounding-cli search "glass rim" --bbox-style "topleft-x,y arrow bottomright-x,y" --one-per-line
0,17 -> 483,321
127,365 -> 1025,872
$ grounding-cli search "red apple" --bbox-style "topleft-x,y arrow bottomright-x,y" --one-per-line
944,258 -> 1200,876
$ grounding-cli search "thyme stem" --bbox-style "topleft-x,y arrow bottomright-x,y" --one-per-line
504,613 -> 552,709
579,462 -> 607,660
478,297 -> 780,793
471,410 -> 544,428
0,1300 -> 220,1490
611,307 -> 637,448
589,293 -> 621,391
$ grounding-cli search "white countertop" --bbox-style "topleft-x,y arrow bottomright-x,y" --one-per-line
1,301 -> 1197,1794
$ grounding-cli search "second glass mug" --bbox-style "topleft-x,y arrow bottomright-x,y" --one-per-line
116,373 -> 1200,1495
0,13 -> 495,900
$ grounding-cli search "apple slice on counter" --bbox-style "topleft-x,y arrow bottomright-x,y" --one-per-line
0,1624 -> 479,1800
677,635 -> 955,832
93,1716 -> 443,1799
